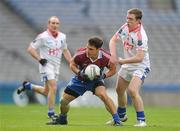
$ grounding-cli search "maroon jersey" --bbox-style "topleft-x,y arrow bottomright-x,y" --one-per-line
74,47 -> 111,72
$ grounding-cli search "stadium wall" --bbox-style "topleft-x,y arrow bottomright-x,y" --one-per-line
1,82 -> 180,107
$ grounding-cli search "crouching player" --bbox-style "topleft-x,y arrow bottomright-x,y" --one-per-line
47,36 -> 122,126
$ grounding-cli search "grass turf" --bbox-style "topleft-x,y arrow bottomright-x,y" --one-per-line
0,104 -> 180,131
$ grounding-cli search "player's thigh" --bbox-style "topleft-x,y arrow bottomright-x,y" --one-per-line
47,79 -> 57,87
43,81 -> 56,96
116,76 -> 129,94
128,67 -> 149,94
41,73 -> 58,91
94,86 -> 109,101
45,79 -> 57,92
127,76 -> 142,95
94,86 -> 106,97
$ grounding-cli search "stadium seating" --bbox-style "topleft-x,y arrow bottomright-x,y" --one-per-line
0,1 -> 38,82
0,0 -> 180,85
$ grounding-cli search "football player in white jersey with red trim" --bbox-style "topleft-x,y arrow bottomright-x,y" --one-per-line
17,16 -> 72,118
108,8 -> 150,127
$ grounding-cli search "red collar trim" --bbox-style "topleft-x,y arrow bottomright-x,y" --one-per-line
47,29 -> 58,38
128,23 -> 141,33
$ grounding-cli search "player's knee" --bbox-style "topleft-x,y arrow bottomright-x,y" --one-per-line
44,90 -> 48,96
48,86 -> 57,94
97,92 -> 108,102
51,85 -> 57,91
47,81 -> 57,90
128,89 -> 138,99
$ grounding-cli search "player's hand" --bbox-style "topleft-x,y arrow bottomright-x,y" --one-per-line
78,69 -> 89,82
118,57 -> 124,65
39,59 -> 48,66
101,73 -> 106,79
96,73 -> 106,80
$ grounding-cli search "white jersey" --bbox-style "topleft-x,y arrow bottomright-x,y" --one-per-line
115,23 -> 150,69
31,30 -> 67,66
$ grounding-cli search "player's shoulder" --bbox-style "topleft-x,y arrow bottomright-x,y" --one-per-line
100,48 -> 111,59
117,23 -> 128,34
76,47 -> 86,53
140,25 -> 147,34
75,47 -> 86,56
36,31 -> 48,39
121,23 -> 128,29
139,24 -> 148,40
120,23 -> 128,31
59,32 -> 66,38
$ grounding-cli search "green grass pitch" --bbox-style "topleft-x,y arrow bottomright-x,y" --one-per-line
0,104 -> 180,131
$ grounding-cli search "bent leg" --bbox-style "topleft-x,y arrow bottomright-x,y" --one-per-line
60,92 -> 76,115
31,82 -> 49,96
116,76 -> 129,121
128,76 -> 144,112
43,79 -> 57,117
116,76 -> 129,108
20,81 -> 49,96
95,86 -> 121,125
46,80 -> 57,111
53,92 -> 76,125
95,86 -> 116,114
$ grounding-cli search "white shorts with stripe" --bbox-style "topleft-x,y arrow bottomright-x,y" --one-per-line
39,62 -> 59,82
118,67 -> 150,82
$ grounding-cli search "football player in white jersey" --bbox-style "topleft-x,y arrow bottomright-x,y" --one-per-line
108,8 -> 150,127
17,16 -> 72,118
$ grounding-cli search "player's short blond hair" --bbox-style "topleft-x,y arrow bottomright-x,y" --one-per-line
48,16 -> 60,24
127,8 -> 143,20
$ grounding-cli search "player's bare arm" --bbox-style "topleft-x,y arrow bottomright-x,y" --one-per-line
109,35 -> 119,64
63,48 -> 72,64
69,57 -> 79,75
27,45 -> 41,61
118,50 -> 144,65
104,62 -> 116,78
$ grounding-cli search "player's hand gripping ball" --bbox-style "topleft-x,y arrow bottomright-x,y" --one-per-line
85,64 -> 100,80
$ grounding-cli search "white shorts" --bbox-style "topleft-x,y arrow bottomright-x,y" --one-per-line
39,62 -> 59,82
118,67 -> 150,82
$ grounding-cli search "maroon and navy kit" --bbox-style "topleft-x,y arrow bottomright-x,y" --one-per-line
64,47 -> 111,98
74,47 -> 111,71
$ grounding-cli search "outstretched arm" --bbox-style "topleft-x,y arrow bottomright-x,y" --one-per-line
109,35 -> 119,64
118,50 -> 144,65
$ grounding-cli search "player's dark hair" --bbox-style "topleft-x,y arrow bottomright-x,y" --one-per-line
128,8 -> 143,20
88,37 -> 103,49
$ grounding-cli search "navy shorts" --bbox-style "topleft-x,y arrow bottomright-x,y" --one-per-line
64,76 -> 105,98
